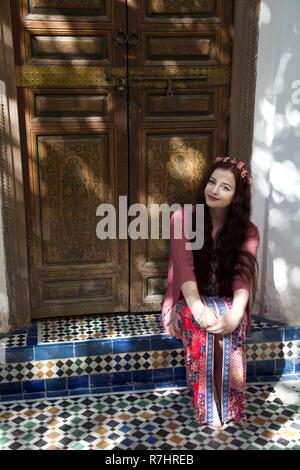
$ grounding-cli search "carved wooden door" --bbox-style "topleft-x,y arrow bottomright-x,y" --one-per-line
12,0 -> 234,319
128,0 -> 234,311
12,0 -> 129,318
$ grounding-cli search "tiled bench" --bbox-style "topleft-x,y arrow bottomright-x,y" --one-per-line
0,314 -> 299,402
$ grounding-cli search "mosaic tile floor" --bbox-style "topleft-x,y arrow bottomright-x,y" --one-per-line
0,382 -> 299,450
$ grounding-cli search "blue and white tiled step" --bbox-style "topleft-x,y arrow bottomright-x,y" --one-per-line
0,313 -> 299,402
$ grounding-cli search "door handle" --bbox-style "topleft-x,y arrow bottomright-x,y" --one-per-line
114,28 -> 128,47
114,29 -> 140,48
128,30 -> 139,48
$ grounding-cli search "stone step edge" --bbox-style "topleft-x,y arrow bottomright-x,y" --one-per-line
3,333 -> 300,364
1,373 -> 300,403
1,366 -> 300,400
1,345 -> 299,384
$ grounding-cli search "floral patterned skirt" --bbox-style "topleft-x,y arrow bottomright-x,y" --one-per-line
176,296 -> 248,426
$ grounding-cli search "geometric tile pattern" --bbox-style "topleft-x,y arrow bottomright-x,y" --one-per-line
0,341 -> 299,384
246,340 -> 300,360
251,319 -> 284,329
38,313 -> 165,344
251,319 -> 285,329
1,314 -> 299,403
38,313 -> 283,345
0,350 -> 185,383
0,382 -> 299,450
2,334 -> 27,348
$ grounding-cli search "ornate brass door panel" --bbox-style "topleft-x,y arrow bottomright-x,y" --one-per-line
12,0 -> 129,318
128,0 -> 234,311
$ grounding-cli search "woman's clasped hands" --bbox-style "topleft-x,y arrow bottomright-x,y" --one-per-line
193,306 -> 220,329
167,304 -> 245,337
206,308 -> 244,335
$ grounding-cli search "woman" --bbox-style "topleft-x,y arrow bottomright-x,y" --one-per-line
162,156 -> 260,428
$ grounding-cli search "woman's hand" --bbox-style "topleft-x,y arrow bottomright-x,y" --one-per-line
166,307 -> 181,338
193,306 -> 220,329
206,309 -> 244,334
205,306 -> 220,327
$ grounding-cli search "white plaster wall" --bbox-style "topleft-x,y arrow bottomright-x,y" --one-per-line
0,195 -> 9,334
0,79 -> 9,333
252,0 -> 300,324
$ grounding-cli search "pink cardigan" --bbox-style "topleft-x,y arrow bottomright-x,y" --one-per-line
161,207 -> 260,337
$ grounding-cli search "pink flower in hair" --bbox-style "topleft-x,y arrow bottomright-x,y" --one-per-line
214,155 -> 252,184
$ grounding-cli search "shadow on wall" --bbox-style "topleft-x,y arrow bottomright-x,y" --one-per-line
252,0 -> 300,326
0,154 -> 9,334
0,292 -> 9,334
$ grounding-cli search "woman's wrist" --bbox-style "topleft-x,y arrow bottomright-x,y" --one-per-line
193,300 -> 206,316
232,289 -> 249,319
201,307 -> 208,329
230,306 -> 245,321
193,303 -> 208,329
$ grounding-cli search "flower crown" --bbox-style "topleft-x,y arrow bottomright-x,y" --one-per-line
214,155 -> 252,185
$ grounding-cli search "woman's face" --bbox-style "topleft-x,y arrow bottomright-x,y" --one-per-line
204,168 -> 236,209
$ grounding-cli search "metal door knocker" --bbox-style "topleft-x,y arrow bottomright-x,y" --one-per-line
128,30 -> 140,48
114,28 -> 128,47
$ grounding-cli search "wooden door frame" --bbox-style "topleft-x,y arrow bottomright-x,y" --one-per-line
229,0 -> 261,166
0,0 -> 31,330
0,0 -> 261,330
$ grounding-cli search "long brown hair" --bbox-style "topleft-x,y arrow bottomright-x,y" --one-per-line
192,161 -> 259,303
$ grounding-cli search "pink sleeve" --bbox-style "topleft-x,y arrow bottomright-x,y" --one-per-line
232,224 -> 260,293
161,207 -> 197,337
170,207 -> 197,289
